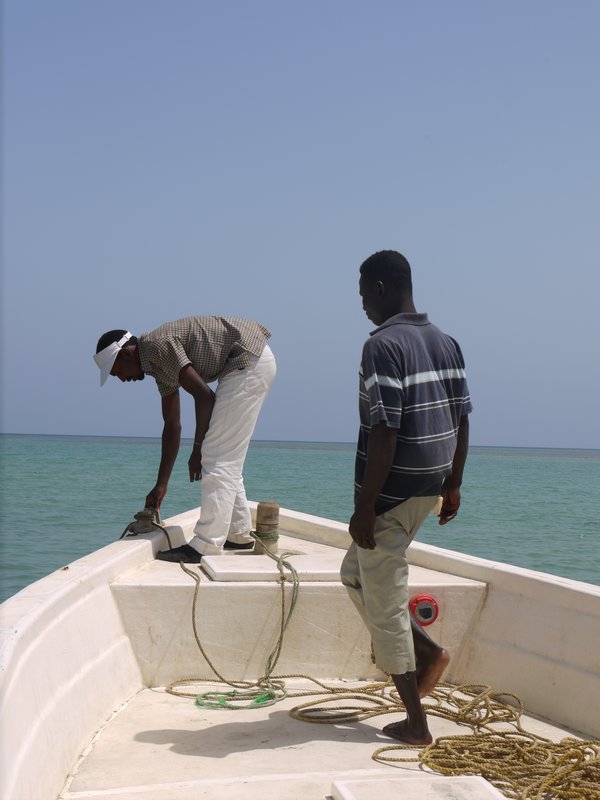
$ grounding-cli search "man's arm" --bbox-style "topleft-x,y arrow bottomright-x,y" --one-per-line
145,391 -> 182,509
178,365 -> 216,482
349,422 -> 397,549
439,415 -> 469,525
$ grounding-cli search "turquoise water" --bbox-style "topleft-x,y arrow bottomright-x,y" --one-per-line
0,434 -> 598,602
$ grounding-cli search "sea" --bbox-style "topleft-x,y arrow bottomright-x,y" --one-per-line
0,434 -> 599,603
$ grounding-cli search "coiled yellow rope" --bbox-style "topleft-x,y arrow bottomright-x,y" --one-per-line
411,733 -> 600,800
297,681 -> 600,800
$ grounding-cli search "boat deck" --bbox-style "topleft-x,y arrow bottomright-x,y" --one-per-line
60,678 -> 583,800
58,531 -> 587,800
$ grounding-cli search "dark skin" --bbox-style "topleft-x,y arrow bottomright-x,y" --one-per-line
351,272 -> 469,744
111,347 -> 215,510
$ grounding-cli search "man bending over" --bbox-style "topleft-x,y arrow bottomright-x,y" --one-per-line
94,316 -> 276,562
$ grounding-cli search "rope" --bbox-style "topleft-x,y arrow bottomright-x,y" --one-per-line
253,531 -> 279,543
293,681 -> 600,800
166,532 -> 300,708
414,734 -> 600,800
119,510 -> 173,549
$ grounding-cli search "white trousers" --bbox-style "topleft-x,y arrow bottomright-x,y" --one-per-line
191,345 -> 276,555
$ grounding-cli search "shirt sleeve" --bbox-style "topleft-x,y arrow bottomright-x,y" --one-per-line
147,337 -> 192,397
449,337 -> 474,417
361,338 -> 405,429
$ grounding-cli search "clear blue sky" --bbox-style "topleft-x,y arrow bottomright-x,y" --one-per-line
2,1 -> 599,448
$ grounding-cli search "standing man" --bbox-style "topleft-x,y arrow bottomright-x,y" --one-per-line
341,251 -> 472,745
94,316 -> 276,562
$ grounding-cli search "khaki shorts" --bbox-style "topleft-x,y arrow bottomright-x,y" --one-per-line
340,496 -> 438,675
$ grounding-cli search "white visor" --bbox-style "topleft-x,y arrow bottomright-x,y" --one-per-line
93,332 -> 133,386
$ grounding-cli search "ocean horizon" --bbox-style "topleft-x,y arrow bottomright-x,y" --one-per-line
1,433 -> 599,602
6,431 -> 600,449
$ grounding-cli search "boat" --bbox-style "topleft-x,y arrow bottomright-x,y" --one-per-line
1,502 -> 599,800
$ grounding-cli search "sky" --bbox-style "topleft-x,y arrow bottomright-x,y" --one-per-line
2,0 -> 599,448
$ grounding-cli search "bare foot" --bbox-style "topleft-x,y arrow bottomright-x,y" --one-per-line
417,648 -> 450,698
382,720 -> 433,745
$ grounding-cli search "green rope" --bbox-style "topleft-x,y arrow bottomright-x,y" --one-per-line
196,687 -> 280,710
253,531 -> 279,543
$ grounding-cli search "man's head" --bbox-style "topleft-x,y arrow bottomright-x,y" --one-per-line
94,330 -> 144,385
359,250 -> 415,325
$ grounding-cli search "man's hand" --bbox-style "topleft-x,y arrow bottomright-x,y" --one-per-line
188,447 -> 202,482
439,416 -> 468,526
349,506 -> 377,549
349,423 -> 397,549
438,483 -> 461,525
178,366 -> 215,472
146,483 -> 168,510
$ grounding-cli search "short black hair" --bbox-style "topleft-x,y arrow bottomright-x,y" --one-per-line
95,330 -> 138,353
359,250 -> 412,293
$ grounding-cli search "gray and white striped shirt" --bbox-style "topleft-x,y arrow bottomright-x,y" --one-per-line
355,312 -> 472,515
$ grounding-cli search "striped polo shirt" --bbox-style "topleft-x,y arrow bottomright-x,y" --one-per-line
355,312 -> 472,515
138,316 -> 271,397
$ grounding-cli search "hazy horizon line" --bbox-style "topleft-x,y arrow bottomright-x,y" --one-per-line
1,431 -> 599,453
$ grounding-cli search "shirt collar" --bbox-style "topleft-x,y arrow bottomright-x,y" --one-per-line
370,312 -> 430,335
136,337 -> 153,376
